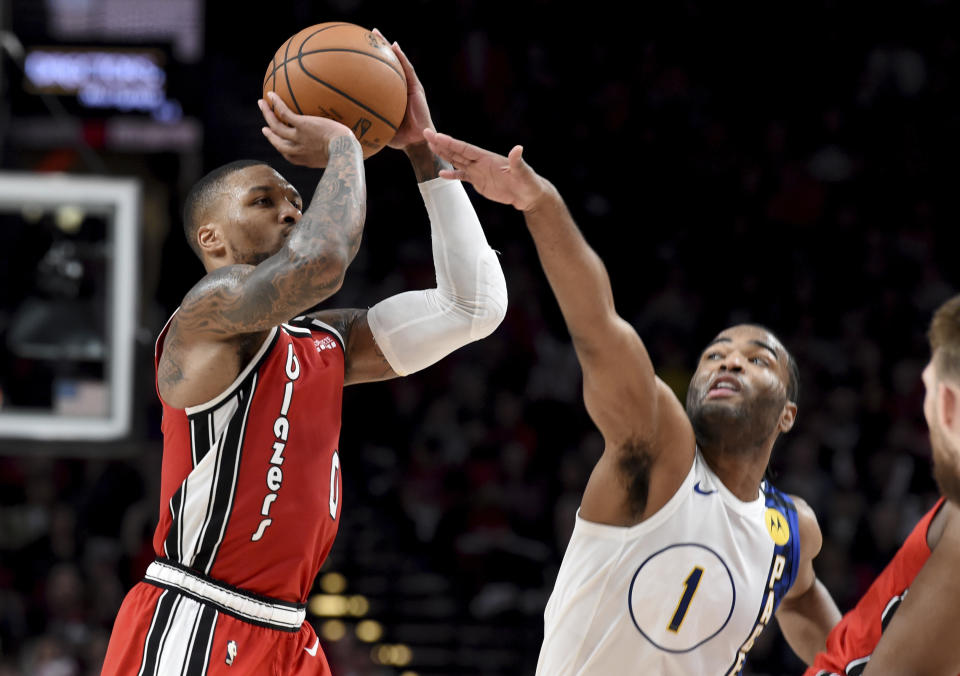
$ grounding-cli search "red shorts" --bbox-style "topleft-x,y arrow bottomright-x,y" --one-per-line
102,561 -> 330,676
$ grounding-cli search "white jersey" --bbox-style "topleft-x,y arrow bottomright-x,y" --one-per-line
537,449 -> 801,676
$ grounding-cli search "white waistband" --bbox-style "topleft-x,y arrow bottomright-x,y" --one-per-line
145,560 -> 305,630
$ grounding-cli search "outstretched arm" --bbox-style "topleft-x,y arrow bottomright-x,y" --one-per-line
426,132 -> 693,524
775,497 -> 841,665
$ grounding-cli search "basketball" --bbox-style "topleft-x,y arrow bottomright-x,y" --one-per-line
263,22 -> 408,159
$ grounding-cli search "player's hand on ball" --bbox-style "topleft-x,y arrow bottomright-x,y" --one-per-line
259,92 -> 358,168
424,130 -> 549,212
373,29 -> 435,150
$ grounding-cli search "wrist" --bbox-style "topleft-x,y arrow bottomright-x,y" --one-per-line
521,177 -> 557,215
328,132 -> 360,149
404,140 -> 450,182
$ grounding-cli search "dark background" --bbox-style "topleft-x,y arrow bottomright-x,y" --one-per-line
1,0 -> 958,674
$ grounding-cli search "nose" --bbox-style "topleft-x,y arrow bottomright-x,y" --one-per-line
280,202 -> 301,225
719,351 -> 745,372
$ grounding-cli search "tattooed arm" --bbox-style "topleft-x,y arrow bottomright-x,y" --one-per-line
158,131 -> 366,407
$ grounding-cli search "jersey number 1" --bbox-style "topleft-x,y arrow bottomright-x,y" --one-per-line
667,566 -> 704,633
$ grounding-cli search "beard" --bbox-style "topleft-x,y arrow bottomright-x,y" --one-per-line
228,243 -> 272,267
686,384 -> 786,454
930,424 -> 960,504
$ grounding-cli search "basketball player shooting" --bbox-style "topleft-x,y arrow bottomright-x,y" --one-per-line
423,130 -> 840,675
101,36 -> 507,676
805,295 -> 960,676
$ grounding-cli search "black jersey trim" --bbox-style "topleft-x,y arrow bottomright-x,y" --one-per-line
192,375 -> 257,574
288,315 -> 345,351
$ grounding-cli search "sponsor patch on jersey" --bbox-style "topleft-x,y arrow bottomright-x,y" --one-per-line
764,507 -> 790,545
314,336 -> 338,352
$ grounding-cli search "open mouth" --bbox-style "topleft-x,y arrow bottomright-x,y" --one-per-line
707,375 -> 742,399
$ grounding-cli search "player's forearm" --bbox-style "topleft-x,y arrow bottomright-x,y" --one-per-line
523,183 -> 618,345
404,141 -> 452,182
291,134 -> 367,275
775,578 -> 841,665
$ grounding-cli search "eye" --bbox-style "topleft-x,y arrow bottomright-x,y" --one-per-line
751,356 -> 769,366
254,196 -> 272,206
706,352 -> 722,360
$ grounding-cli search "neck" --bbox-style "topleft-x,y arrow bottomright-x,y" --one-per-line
699,436 -> 776,502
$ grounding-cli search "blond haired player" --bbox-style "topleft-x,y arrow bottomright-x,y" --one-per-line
806,295 -> 960,676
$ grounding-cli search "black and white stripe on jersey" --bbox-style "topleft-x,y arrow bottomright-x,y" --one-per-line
189,415 -> 213,467
184,328 -> 279,466
191,379 -> 257,573
137,589 -> 219,676
165,487 -> 185,561
287,315 -> 345,350
137,589 -> 178,676
163,328 -> 278,572
181,603 -> 218,675
163,380 -> 257,570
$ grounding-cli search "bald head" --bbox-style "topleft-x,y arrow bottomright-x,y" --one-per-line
182,159 -> 270,260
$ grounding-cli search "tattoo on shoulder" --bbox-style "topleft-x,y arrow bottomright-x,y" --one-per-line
158,353 -> 185,391
158,326 -> 187,392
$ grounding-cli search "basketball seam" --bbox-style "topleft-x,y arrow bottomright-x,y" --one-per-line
293,67 -> 400,131
282,34 -> 303,115
262,23 -> 352,85
266,43 -> 282,93
271,48 -> 404,83
295,42 -> 400,130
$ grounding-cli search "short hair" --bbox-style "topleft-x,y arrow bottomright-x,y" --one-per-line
182,159 -> 268,260
743,324 -> 800,404
928,294 -> 960,383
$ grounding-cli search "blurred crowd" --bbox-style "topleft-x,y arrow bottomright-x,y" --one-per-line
2,1 -> 960,674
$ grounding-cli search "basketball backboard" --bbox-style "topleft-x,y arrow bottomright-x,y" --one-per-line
0,172 -> 139,441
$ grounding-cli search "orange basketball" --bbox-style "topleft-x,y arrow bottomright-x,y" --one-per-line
263,22 -> 408,159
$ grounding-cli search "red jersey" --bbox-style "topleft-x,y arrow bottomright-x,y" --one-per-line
805,497 -> 947,676
153,314 -> 345,603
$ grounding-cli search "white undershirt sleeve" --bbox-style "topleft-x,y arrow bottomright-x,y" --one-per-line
366,177 -> 508,376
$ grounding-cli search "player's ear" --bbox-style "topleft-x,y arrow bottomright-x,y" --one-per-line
938,381 -> 960,438
779,401 -> 797,433
197,222 -> 227,260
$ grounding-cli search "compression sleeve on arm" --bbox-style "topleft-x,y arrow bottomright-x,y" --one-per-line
366,177 -> 507,376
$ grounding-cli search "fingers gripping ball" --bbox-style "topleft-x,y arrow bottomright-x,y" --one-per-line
263,22 -> 407,159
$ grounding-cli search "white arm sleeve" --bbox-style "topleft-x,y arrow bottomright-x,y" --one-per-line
366,177 -> 508,376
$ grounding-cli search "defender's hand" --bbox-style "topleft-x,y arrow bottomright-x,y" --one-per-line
424,129 -> 550,212
259,92 -> 358,168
